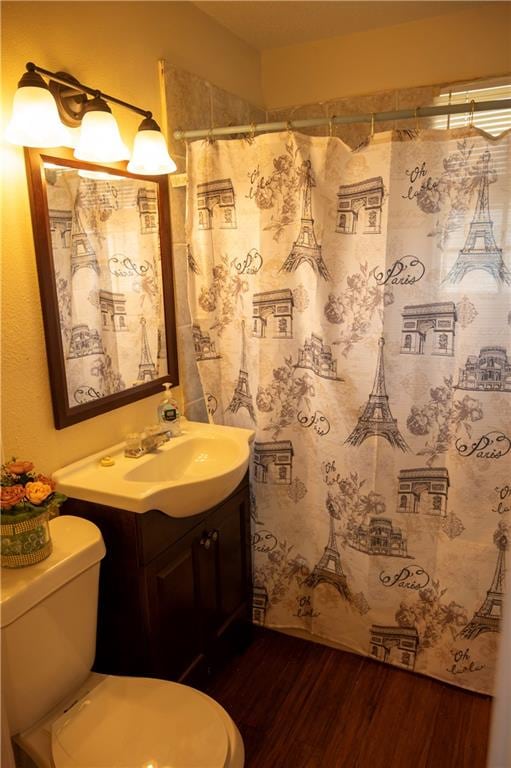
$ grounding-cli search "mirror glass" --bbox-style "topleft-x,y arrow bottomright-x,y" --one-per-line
26,149 -> 178,428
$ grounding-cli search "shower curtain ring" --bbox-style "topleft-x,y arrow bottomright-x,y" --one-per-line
329,116 -> 335,137
370,113 -> 375,137
208,127 -> 215,144
249,122 -> 256,141
469,99 -> 476,127
287,120 -> 293,135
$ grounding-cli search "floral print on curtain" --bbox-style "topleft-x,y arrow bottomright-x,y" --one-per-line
187,128 -> 511,694
46,167 -> 167,406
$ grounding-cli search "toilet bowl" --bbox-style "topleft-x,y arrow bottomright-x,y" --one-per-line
1,516 -> 244,768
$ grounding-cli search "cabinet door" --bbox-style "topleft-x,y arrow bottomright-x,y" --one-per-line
151,535 -> 204,680
195,528 -> 220,639
210,487 -> 251,629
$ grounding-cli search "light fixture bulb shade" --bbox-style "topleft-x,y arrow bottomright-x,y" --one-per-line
74,109 -> 130,163
127,129 -> 177,175
5,85 -> 73,147
64,126 -> 81,149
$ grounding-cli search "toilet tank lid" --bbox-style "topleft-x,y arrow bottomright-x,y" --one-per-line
1,516 -> 105,628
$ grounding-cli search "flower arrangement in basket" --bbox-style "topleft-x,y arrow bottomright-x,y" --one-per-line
0,459 -> 66,568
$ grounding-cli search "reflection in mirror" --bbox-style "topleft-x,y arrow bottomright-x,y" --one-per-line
46,164 -> 167,400
25,149 -> 178,428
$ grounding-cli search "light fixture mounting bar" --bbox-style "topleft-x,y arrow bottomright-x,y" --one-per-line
26,62 -> 151,119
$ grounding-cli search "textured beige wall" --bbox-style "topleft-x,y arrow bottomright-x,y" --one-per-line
0,2 -> 261,473
267,83 -> 444,149
261,3 -> 511,109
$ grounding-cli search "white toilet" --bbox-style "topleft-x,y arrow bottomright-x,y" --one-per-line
1,515 -> 244,768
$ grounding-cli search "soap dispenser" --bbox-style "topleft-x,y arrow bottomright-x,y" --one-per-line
158,382 -> 182,437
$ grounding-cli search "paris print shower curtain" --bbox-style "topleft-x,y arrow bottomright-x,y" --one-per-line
186,127 -> 510,694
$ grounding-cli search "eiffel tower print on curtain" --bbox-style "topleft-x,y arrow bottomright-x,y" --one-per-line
460,523 -> 507,640
280,160 -> 331,280
226,320 -> 255,420
445,149 -> 511,285
71,213 -> 100,276
305,497 -> 351,600
137,316 -> 157,382
346,337 -> 408,450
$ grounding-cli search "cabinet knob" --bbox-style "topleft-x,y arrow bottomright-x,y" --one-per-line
210,530 -> 219,542
201,536 -> 211,550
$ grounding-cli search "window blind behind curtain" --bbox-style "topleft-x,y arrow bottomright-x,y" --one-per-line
432,78 -> 511,137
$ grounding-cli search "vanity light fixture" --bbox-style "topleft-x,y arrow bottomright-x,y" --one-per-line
74,96 -> 130,162
128,117 -> 177,175
4,68 -> 72,148
5,62 -> 176,175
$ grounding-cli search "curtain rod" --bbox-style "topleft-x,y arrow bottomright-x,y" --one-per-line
173,98 -> 511,140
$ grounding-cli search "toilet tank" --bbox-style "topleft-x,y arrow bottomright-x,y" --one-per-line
0,515 -> 105,735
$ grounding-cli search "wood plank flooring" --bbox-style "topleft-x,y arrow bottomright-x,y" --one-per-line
204,628 -> 492,768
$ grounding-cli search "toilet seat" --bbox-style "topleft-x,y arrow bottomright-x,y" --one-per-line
50,675 -> 231,768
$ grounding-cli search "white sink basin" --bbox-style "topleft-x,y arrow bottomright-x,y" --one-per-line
53,420 -> 255,518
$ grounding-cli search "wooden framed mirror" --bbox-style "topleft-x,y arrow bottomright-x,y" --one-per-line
25,147 -> 179,428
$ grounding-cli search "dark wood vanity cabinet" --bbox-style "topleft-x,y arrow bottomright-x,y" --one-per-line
64,475 -> 252,685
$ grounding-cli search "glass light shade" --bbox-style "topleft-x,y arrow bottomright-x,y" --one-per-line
127,129 -> 177,175
63,125 -> 81,149
5,85 -> 73,148
74,110 -> 130,163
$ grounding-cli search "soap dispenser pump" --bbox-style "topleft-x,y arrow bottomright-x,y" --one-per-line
158,382 -> 182,437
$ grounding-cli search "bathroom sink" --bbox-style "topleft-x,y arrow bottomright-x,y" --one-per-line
53,419 -> 255,518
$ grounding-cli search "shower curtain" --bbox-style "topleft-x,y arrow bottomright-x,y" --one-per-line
186,127 -> 510,694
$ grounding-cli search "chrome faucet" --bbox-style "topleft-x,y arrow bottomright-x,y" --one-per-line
141,430 -> 168,453
124,428 -> 169,458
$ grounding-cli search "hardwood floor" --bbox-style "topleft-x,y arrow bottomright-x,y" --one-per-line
204,628 -> 492,768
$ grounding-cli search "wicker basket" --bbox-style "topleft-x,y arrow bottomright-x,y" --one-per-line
0,509 -> 52,568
